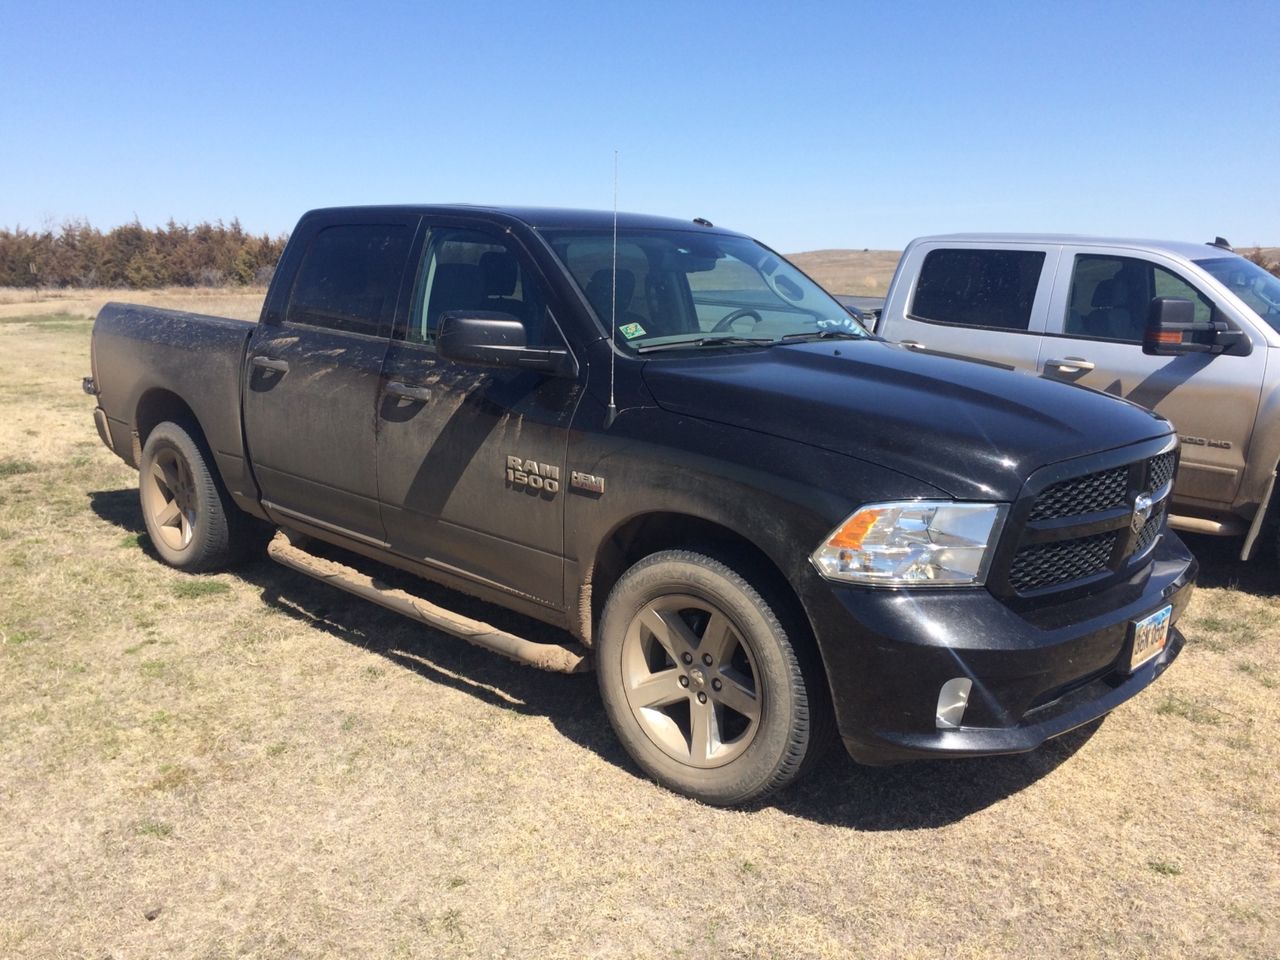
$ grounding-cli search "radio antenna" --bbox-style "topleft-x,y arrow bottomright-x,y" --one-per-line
607,149 -> 619,427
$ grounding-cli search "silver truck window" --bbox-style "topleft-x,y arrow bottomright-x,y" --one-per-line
1064,254 -> 1213,342
910,249 -> 1044,331
286,224 -> 412,337
407,228 -> 558,347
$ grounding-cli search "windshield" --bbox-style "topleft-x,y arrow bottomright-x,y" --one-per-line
544,228 -> 867,350
1196,256 -> 1280,330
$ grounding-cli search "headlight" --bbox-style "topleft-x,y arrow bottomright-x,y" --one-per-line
811,501 -> 1007,586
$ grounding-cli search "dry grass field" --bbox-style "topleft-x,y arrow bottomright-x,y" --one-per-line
787,250 -> 901,296
0,287 -> 267,322
0,292 -> 1277,959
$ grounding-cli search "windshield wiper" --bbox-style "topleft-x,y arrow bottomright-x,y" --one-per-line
636,336 -> 775,353
777,329 -> 865,343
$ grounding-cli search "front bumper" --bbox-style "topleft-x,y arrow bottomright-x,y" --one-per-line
799,531 -> 1197,765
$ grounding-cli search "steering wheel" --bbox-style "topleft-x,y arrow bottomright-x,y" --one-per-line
711,307 -> 764,333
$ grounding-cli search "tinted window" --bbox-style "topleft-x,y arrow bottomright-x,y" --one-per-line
407,228 -> 559,347
1065,254 -> 1214,342
911,249 -> 1045,331
286,224 -> 412,336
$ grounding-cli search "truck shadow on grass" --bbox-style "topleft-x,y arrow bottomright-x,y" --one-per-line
95,487 -> 1110,830
1179,532 -> 1278,596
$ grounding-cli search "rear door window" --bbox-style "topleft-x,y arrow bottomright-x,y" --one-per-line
910,249 -> 1046,331
286,223 -> 413,336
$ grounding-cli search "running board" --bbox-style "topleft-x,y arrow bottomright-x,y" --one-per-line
267,531 -> 591,674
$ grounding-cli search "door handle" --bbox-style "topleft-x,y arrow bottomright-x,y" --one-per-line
385,381 -> 433,403
1045,357 -> 1095,375
251,355 -> 289,373
900,340 -> 926,350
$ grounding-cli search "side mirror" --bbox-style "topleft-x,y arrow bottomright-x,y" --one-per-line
1143,298 -> 1215,356
1143,298 -> 1251,357
437,311 -> 576,375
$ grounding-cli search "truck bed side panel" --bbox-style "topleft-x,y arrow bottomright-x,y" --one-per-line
93,302 -> 258,504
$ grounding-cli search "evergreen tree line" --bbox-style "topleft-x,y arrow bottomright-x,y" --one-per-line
0,219 -> 289,289
2,218 -> 1276,290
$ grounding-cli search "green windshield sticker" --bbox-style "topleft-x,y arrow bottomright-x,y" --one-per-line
619,322 -> 646,340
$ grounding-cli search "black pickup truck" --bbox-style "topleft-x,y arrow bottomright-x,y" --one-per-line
87,205 -> 1196,805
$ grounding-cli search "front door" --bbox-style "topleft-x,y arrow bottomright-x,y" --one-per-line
242,216 -> 417,541
1039,248 -> 1265,506
375,221 -> 583,607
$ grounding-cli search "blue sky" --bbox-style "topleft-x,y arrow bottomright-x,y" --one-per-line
2,1 -> 1277,251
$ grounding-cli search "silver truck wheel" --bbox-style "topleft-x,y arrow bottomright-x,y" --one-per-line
142,445 -> 197,551
598,550 -> 830,806
620,593 -> 762,768
138,421 -> 239,572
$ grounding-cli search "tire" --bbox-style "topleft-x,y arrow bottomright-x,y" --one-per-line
596,549 -> 832,806
138,420 -> 245,572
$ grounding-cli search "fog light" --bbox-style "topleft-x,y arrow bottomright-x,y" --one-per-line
936,678 -> 972,729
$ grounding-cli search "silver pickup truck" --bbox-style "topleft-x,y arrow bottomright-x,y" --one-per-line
867,235 -> 1280,563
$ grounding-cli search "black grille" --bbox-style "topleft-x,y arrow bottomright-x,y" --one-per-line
1133,504 -> 1165,556
1008,532 -> 1118,592
1028,466 -> 1128,521
1148,452 -> 1175,491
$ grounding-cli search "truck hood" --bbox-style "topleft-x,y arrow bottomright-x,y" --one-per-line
640,340 -> 1172,501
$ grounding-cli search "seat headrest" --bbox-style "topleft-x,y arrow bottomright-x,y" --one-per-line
480,251 -> 518,298
1091,278 -> 1128,308
428,263 -> 483,316
584,268 -> 636,320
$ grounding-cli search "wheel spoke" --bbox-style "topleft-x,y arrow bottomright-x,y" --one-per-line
155,498 -> 181,526
689,699 -> 720,764
698,612 -> 737,665
630,668 -> 685,709
641,607 -> 698,661
156,459 -> 180,491
714,672 -> 759,721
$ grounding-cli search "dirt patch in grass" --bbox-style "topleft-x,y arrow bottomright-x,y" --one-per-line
0,311 -> 1276,958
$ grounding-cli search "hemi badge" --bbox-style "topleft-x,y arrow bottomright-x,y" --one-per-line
570,471 -> 605,495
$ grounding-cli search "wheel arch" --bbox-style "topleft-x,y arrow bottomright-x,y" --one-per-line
135,387 -> 202,452
583,511 -> 809,652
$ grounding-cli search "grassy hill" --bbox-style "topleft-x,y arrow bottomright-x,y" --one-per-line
787,249 -> 901,296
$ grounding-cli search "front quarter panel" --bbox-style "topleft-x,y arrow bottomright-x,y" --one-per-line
561,390 -> 949,633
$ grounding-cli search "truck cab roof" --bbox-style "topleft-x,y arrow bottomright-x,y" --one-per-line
910,233 -> 1239,264
302,204 -> 748,237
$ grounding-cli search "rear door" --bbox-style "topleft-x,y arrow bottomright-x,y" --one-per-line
375,218 -> 583,608
242,214 -> 418,541
882,242 -> 1057,372
1039,247 -> 1264,506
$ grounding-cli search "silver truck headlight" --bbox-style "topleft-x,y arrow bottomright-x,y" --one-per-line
811,501 -> 1007,586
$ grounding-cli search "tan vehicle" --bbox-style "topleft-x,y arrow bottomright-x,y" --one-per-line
872,235 -> 1280,562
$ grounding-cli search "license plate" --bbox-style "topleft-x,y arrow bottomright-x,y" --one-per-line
1130,605 -> 1172,672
